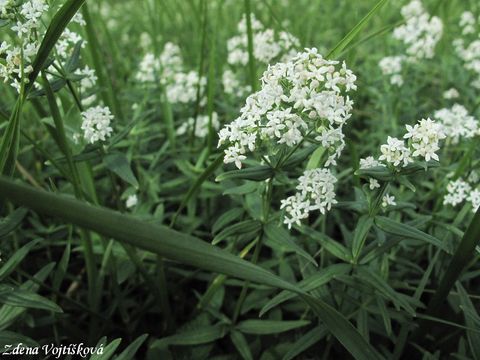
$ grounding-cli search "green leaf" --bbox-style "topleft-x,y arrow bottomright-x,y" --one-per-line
300,294 -> 383,360
282,325 -> 327,360
0,207 -> 28,239
296,226 -> 352,262
0,331 -> 38,353
236,320 -> 310,335
103,152 -> 139,188
216,165 -> 274,182
457,283 -> 480,360
27,79 -> 67,99
223,181 -> 258,195
352,215 -> 374,260
0,263 -> 55,330
0,286 -> 62,313
0,239 -> 41,281
0,177 -> 300,293
375,216 -> 448,252
212,220 -> 262,245
172,153 -> 224,225
113,334 -> 148,360
264,222 -> 317,266
91,338 -> 122,360
356,268 -> 416,314
327,0 -> 389,59
260,264 -> 351,316
354,167 -> 393,181
154,325 -> 228,347
230,330 -> 253,360
212,208 -> 244,234
64,40 -> 83,73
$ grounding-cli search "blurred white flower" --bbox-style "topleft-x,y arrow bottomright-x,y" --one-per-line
177,112 -> 220,138
393,0 -> 443,60
126,194 -> 138,208
434,104 -> 478,143
444,178 -> 471,207
379,56 -> 405,86
442,88 -> 459,99
369,178 -> 380,190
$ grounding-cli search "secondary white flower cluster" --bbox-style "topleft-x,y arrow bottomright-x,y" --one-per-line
393,0 -> 443,60
280,168 -> 337,229
136,42 -> 205,105
81,106 -> 114,144
360,118 -> 445,171
75,66 -> 98,107
379,56 -> 405,86
434,104 -> 479,144
0,0 -> 49,92
177,112 -> 220,138
443,88 -> 460,100
378,1 -> 442,87
223,14 -> 299,97
0,1 -> 88,93
227,14 -> 299,66
218,48 -> 356,169
454,11 -> 480,88
444,173 -> 480,213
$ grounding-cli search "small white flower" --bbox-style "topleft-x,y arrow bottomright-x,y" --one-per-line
126,194 -> 138,208
369,178 -> 380,190
443,88 -> 459,99
382,194 -> 396,208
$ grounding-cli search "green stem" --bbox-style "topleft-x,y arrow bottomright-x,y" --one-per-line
244,0 -> 258,92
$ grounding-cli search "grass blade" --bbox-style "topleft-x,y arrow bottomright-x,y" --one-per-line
327,0 -> 389,59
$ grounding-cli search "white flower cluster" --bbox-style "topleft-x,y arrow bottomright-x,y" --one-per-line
0,0 -> 49,92
280,168 -> 337,229
81,106 -> 114,144
0,0 -> 89,94
443,88 -> 460,100
379,1 -> 443,86
459,11 -> 477,35
177,112 -> 220,138
393,0 -> 443,60
444,173 -> 480,213
378,118 -> 445,167
218,48 -> 356,169
379,56 -> 405,86
434,104 -> 479,143
136,42 -> 205,104
223,14 -> 299,98
359,118 -> 445,196
166,71 -> 207,105
222,69 -> 251,97
359,156 -> 384,170
136,43 -> 183,83
227,14 -> 299,66
75,66 -> 98,107
454,12 -> 480,88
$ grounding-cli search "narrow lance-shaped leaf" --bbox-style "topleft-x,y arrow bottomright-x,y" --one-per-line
0,177 -> 299,293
